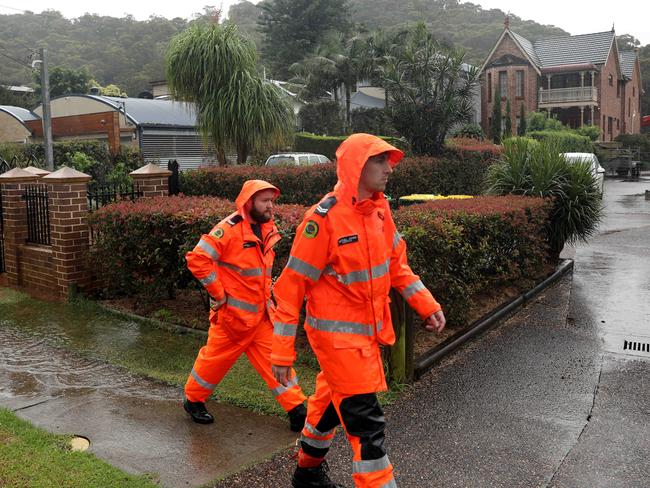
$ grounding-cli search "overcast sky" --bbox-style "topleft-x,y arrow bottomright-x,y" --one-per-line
1,0 -> 648,45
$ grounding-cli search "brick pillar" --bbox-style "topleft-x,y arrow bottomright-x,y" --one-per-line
130,163 -> 172,198
42,166 -> 92,299
23,166 -> 51,177
0,168 -> 40,287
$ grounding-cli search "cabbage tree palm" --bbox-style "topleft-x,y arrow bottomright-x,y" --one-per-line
166,23 -> 293,164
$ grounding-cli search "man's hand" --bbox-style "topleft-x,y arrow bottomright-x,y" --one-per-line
424,310 -> 446,333
272,365 -> 292,387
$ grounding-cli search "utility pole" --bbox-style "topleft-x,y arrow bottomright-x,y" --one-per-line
37,48 -> 54,171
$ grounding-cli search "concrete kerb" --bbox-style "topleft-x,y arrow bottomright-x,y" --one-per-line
414,258 -> 575,378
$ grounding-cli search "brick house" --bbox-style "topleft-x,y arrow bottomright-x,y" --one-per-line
479,19 -> 643,141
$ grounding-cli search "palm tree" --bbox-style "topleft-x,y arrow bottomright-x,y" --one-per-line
166,22 -> 293,164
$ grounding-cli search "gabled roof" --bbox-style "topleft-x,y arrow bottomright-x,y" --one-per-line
532,31 -> 615,68
0,105 -> 40,122
479,29 -> 542,75
619,51 -> 637,79
510,31 -> 540,66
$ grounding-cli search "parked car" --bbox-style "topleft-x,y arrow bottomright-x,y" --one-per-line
265,152 -> 331,166
561,152 -> 606,196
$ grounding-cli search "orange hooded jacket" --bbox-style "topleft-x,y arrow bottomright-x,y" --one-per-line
186,180 -> 281,344
271,134 -> 442,394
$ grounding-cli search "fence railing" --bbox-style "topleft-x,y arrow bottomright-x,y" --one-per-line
539,86 -> 598,105
87,182 -> 143,211
22,185 -> 51,246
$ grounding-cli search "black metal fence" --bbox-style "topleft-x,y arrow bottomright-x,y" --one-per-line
22,185 -> 51,245
87,182 -> 143,211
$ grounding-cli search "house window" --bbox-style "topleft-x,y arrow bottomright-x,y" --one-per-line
608,117 -> 613,135
633,86 -> 636,97
499,71 -> 508,97
516,70 -> 524,97
608,74 -> 613,87
488,73 -> 492,102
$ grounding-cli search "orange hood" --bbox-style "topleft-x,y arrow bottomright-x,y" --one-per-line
334,133 -> 403,203
235,179 -> 280,211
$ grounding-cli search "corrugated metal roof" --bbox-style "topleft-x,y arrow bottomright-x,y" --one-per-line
88,95 -> 197,127
619,51 -> 637,79
350,89 -> 385,109
533,31 -> 615,67
0,105 -> 40,122
510,31 -> 540,66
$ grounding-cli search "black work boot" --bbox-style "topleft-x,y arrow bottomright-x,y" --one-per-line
287,403 -> 307,432
183,398 -> 214,424
292,461 -> 346,488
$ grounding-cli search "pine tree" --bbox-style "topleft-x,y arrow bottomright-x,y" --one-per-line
518,103 -> 527,136
491,86 -> 502,144
504,98 -> 512,139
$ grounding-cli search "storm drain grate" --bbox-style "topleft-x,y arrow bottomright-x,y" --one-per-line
623,340 -> 650,353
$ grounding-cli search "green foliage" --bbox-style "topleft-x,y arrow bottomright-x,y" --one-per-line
615,133 -> 650,162
33,66 -> 91,98
166,22 -> 293,164
491,86 -> 502,143
575,125 -> 600,141
486,138 -> 603,258
351,107 -> 395,135
294,132 -> 406,160
0,86 -> 36,109
382,24 -> 479,155
298,101 -> 345,135
257,0 -> 351,79
527,130 -> 593,153
450,123 -> 484,140
527,110 -> 566,132
518,103 -> 527,136
504,98 -> 512,139
90,79 -> 128,97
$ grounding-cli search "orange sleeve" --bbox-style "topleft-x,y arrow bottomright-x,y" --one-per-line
271,215 -> 330,366
185,227 -> 228,305
387,214 -> 441,320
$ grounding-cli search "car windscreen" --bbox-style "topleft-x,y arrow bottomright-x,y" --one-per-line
266,156 -> 295,166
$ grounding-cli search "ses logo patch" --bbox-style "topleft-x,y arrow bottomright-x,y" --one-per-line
303,220 -> 319,239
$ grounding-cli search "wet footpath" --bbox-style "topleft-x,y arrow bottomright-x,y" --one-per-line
2,177 -> 650,488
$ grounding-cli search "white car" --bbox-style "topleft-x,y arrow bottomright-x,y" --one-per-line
265,152 -> 331,166
561,152 -> 605,196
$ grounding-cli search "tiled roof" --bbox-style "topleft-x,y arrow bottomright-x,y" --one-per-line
510,31 -> 540,66
619,51 -> 637,79
532,31 -> 615,67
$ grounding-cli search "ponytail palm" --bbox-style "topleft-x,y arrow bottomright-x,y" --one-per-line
166,23 -> 293,164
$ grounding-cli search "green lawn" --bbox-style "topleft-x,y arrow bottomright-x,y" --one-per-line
0,408 -> 158,488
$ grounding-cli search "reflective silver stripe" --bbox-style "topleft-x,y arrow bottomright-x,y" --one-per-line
392,230 -> 402,249
380,479 -> 397,488
325,265 -> 369,285
196,238 -> 220,261
266,267 -> 273,277
219,261 -> 263,277
306,315 -> 373,336
304,422 -> 335,437
227,296 -> 258,313
287,256 -> 322,281
271,375 -> 299,396
274,322 -> 298,337
377,320 -> 383,332
199,271 -> 217,287
300,434 -> 333,449
371,258 -> 390,279
401,279 -> 425,299
191,368 -> 217,390
353,455 -> 391,474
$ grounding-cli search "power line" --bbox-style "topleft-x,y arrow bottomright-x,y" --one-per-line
0,49 -> 31,68
0,3 -> 27,13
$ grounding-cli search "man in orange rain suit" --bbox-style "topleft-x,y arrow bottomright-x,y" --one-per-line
272,134 -> 447,488
183,179 -> 307,431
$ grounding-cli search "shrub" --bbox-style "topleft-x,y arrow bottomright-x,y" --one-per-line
445,137 -> 502,159
298,101 -> 345,135
450,123 -> 484,140
351,107 -> 395,136
486,137 -> 603,258
293,132 -> 408,160
575,125 -> 600,141
527,111 -> 566,132
527,130 -> 593,153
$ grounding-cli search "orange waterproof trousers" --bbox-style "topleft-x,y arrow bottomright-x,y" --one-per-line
297,372 -> 396,488
185,313 -> 305,412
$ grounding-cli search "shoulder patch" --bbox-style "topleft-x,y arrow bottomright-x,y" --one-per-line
211,227 -> 225,239
303,220 -> 319,239
314,196 -> 337,217
227,215 -> 243,226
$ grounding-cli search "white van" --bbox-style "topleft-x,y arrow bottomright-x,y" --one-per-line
265,153 -> 331,166
561,152 -> 606,196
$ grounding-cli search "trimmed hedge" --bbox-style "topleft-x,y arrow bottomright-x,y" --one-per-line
527,130 -> 593,153
88,194 -> 551,327
180,154 -> 494,205
293,132 -> 407,159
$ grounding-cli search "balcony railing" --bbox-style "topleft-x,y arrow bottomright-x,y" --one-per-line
539,86 -> 598,105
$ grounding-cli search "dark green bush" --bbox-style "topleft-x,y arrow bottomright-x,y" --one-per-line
293,132 -> 407,160
527,130 -> 593,153
450,123 -> 485,140
351,108 -> 395,136
298,101 -> 345,135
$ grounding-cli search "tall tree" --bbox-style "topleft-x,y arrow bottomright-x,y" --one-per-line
257,0 -> 351,79
33,66 -> 91,98
504,98 -> 512,139
518,103 -> 527,136
380,24 -> 479,155
166,22 -> 293,164
491,86 -> 502,144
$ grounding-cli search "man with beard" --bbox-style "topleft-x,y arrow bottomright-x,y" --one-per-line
183,180 -> 307,431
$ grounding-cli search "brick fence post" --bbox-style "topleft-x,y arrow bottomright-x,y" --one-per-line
130,163 -> 172,198
0,168 -> 40,288
42,166 -> 92,299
